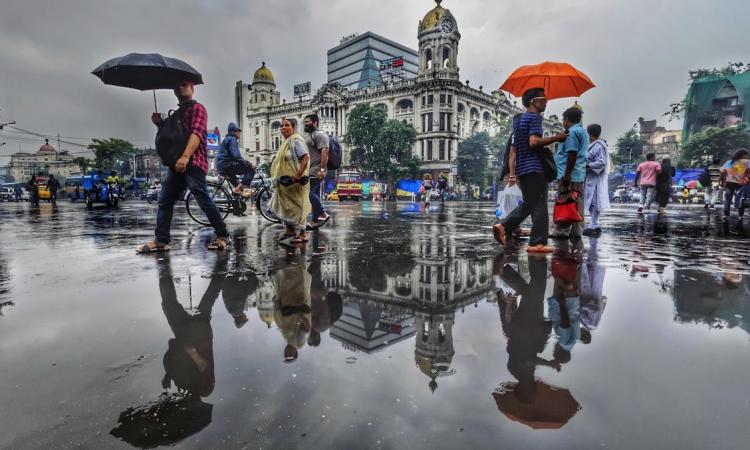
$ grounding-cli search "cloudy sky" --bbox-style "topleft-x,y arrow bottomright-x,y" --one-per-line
1,0 -> 748,164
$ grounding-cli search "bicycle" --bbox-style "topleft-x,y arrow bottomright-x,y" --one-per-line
184,172 -> 281,226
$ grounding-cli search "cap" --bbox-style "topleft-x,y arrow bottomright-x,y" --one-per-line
227,122 -> 242,133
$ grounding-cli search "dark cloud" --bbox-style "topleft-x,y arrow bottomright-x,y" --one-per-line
1,0 -> 748,164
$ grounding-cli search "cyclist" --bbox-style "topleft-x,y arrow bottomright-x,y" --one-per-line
216,122 -> 255,196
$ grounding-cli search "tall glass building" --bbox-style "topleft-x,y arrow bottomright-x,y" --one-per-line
327,32 -> 419,90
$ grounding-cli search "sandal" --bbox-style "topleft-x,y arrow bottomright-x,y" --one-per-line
136,240 -> 170,254
207,237 -> 229,251
492,223 -> 507,245
278,233 -> 296,241
291,235 -> 309,244
526,244 -> 554,254
513,228 -> 531,237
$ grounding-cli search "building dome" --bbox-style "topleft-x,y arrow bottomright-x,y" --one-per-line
253,62 -> 275,84
420,0 -> 448,31
37,139 -> 56,155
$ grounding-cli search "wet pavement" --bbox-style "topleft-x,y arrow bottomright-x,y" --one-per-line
0,200 -> 748,450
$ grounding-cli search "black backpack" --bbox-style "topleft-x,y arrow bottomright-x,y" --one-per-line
327,135 -> 342,171
155,100 -> 194,168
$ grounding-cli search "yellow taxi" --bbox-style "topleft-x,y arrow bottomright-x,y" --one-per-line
326,191 -> 339,201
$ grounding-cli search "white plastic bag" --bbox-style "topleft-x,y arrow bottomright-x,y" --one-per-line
496,184 -> 523,219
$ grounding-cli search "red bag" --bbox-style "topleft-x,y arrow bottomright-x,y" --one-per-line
553,190 -> 583,225
551,257 -> 579,284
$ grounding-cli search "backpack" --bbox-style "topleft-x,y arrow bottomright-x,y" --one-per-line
155,101 -> 194,168
326,134 -> 342,170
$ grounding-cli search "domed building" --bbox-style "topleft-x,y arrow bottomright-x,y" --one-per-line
8,138 -> 79,181
235,0 -> 562,184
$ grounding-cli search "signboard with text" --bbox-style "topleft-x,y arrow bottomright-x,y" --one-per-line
206,133 -> 220,151
294,82 -> 311,97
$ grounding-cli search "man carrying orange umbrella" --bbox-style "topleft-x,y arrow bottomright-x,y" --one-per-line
493,88 -> 567,253
494,62 -> 595,253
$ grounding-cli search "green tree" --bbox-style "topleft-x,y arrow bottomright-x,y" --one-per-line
679,125 -> 750,167
345,104 -> 418,182
457,132 -> 491,187
615,127 -> 644,164
486,116 -> 514,186
71,157 -> 94,174
87,138 -> 136,169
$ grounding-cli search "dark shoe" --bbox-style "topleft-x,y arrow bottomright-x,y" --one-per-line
637,207 -> 643,214
492,223 -> 507,245
582,228 -> 597,237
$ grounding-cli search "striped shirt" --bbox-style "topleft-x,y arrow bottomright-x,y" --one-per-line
513,112 -> 544,176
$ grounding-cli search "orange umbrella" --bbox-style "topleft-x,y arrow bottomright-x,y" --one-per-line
499,62 -> 595,100
493,380 -> 581,430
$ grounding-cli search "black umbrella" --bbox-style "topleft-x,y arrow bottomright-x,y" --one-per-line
91,53 -> 203,111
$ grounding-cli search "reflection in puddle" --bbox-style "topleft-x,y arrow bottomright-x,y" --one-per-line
673,268 -> 749,334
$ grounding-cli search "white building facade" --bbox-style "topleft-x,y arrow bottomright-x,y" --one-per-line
235,0 -> 561,184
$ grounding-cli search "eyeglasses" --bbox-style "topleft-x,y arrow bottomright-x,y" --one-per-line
532,96 -> 548,102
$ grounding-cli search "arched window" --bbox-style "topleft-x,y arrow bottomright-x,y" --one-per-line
442,47 -> 450,68
396,99 -> 413,114
425,49 -> 433,70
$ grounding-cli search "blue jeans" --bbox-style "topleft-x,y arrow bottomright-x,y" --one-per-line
156,166 -> 228,244
309,177 -> 326,220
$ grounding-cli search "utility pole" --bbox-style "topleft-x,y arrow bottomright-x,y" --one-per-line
57,133 -> 61,152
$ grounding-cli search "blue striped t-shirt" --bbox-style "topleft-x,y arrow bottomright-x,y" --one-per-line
513,112 -> 544,176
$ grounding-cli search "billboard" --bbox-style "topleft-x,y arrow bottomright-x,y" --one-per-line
379,57 -> 404,71
206,133 -> 220,151
294,82 -> 311,97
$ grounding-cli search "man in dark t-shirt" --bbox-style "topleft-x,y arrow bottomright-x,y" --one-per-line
493,88 -> 566,253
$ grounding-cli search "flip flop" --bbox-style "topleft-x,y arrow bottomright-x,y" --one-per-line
135,241 -> 170,254
278,233 -> 296,241
492,223 -> 506,245
291,236 -> 309,244
526,244 -> 554,254
207,238 -> 229,251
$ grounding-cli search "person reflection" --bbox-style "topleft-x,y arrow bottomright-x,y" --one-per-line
273,256 -> 312,363
110,254 -> 221,448
221,230 -> 259,329
580,240 -> 607,341
160,254 -> 224,396
307,257 -> 343,347
499,254 -> 558,403
548,255 -> 583,367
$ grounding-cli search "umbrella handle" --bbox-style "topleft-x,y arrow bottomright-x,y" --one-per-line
153,90 -> 158,113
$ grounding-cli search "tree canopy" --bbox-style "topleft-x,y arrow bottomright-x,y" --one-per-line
457,132 -> 491,187
614,128 -> 643,164
345,104 -> 418,182
679,125 -> 750,167
87,138 -> 136,170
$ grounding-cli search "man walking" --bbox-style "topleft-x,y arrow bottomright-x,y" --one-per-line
136,80 -> 229,253
551,107 -> 589,240
14,184 -> 23,202
47,174 -> 60,205
27,175 -> 39,207
216,122 -> 255,196
493,88 -> 567,253
582,124 -> 610,236
635,153 -> 661,213
303,114 -> 331,229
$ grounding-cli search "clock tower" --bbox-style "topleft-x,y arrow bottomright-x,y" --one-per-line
417,0 -> 460,81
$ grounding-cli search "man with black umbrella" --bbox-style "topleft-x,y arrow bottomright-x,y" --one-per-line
136,80 -> 230,253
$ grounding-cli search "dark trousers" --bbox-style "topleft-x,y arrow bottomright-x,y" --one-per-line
218,160 -> 255,187
723,182 -> 745,217
49,189 -> 58,204
502,172 -> 549,246
156,166 -> 228,244
309,177 -> 325,219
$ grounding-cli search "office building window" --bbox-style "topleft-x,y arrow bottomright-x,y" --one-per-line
440,94 -> 446,105
448,140 -> 453,160
440,113 -> 446,131
448,95 -> 453,105
427,95 -> 433,105
439,140 -> 445,160
256,141 -> 260,151
427,140 -> 433,160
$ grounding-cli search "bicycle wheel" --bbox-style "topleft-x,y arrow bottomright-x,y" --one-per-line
255,186 -> 281,224
186,181 -> 232,226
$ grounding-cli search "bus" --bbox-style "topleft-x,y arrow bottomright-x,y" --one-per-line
336,170 -> 362,201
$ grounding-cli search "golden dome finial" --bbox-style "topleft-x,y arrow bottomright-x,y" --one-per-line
420,0 -> 449,31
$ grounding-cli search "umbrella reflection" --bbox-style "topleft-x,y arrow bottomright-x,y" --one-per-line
493,380 -> 581,430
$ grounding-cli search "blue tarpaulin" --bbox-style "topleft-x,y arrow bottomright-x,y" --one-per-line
618,168 -> 706,187
397,179 -> 422,196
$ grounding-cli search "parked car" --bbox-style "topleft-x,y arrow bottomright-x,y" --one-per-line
0,186 -> 14,201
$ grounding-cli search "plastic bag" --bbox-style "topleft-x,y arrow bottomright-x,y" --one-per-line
496,184 -> 523,219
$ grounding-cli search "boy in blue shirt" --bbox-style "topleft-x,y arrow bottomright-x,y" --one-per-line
551,107 -> 589,240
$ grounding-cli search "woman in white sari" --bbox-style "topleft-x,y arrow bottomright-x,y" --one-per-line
269,118 -> 312,244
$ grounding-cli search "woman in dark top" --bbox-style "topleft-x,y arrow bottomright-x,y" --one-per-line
655,158 -> 676,215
